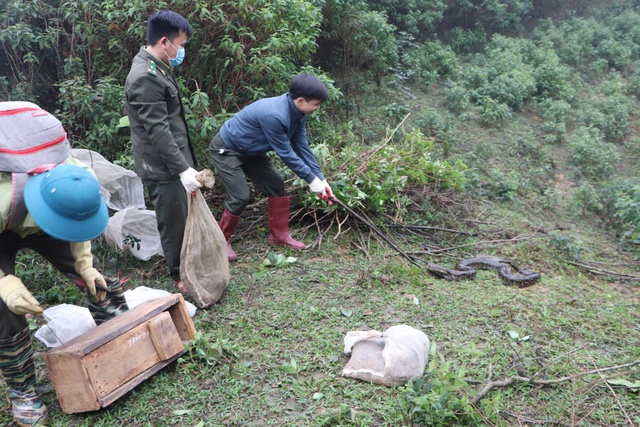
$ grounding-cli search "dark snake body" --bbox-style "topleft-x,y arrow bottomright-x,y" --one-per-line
426,255 -> 541,287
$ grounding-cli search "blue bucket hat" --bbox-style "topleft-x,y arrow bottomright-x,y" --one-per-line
24,164 -> 108,242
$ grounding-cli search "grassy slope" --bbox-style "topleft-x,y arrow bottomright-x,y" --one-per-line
1,80 -> 638,426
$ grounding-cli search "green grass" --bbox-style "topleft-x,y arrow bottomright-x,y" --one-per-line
3,62 -> 640,427
1,214 -> 638,426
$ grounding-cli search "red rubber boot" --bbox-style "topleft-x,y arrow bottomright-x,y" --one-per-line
219,208 -> 240,262
267,196 -> 305,250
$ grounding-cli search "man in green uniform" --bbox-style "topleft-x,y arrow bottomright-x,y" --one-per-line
124,10 -> 201,291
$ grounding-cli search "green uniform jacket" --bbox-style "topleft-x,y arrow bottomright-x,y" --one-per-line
124,47 -> 197,181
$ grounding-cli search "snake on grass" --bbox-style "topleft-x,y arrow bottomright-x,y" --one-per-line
425,255 -> 541,287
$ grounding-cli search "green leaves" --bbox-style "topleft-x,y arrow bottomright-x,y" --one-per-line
261,252 -> 298,268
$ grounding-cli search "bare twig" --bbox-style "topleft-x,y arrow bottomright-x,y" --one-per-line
500,411 -> 561,425
584,352 -> 635,426
352,113 -> 411,180
386,223 -> 475,236
410,234 -> 541,255
471,360 -> 640,404
564,259 -> 640,281
331,197 -> 421,267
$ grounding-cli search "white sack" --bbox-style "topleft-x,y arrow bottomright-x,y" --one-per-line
124,286 -> 197,317
104,207 -> 163,261
71,148 -> 145,211
34,304 -> 96,348
342,324 -> 430,387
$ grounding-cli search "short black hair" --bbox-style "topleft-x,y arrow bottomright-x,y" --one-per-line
147,10 -> 192,46
288,74 -> 329,102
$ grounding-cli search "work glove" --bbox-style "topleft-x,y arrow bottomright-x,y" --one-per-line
0,274 -> 43,315
320,180 -> 334,198
179,167 -> 203,193
70,241 -> 107,302
308,177 -> 326,195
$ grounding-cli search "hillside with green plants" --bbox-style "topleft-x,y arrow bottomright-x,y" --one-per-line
1,0 -> 639,426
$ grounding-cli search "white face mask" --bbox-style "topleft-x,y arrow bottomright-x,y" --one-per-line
164,40 -> 185,67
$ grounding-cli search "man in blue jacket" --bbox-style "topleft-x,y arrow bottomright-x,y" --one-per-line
210,74 -> 333,261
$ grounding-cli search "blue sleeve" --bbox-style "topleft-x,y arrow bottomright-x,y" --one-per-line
261,115 -> 320,182
290,125 -> 324,181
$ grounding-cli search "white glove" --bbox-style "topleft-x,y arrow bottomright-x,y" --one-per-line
321,180 -> 334,198
308,177 -> 326,195
179,167 -> 203,193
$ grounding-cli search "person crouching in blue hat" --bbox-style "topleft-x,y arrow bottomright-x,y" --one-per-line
0,161 -> 129,426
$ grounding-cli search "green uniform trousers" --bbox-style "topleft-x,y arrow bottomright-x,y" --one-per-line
210,133 -> 285,215
143,178 -> 188,282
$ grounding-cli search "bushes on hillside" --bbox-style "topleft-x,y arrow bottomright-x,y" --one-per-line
569,126 -> 620,180
402,40 -> 460,85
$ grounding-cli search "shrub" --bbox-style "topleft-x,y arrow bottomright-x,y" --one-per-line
445,26 -> 487,54
402,40 -> 460,85
444,81 -> 471,114
300,130 -> 467,217
576,75 -> 631,144
534,15 -> 638,74
628,63 -> 640,99
476,96 -> 513,126
316,0 -> 398,77
614,185 -> 640,254
460,34 -> 575,128
569,126 -> 620,180
538,98 -> 573,143
367,0 -> 447,39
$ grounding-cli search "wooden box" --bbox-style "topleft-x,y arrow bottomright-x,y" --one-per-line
44,294 -> 196,414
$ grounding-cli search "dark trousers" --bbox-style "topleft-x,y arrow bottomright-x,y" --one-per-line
209,133 -> 285,215
0,230 -> 98,338
143,178 -> 188,281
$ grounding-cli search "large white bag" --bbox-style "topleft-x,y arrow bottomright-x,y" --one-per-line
71,149 -> 145,211
342,325 -> 430,387
104,207 -> 164,260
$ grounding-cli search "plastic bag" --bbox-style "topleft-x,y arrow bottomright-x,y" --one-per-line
342,325 -> 430,387
104,207 -> 164,260
71,149 -> 145,211
124,286 -> 197,317
180,170 -> 230,308
34,304 -> 96,348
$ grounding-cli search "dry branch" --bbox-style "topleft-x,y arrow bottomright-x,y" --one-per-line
565,259 -> 640,281
471,359 -> 640,404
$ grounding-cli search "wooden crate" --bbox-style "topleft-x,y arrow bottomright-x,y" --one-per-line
44,294 -> 196,414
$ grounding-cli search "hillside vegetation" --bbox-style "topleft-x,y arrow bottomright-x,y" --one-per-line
1,0 -> 639,426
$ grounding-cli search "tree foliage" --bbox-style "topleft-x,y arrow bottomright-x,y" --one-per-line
0,0 -> 328,160
314,0 -> 398,78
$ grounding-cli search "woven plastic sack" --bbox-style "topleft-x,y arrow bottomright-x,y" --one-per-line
180,170 -> 230,308
104,207 -> 163,261
71,149 -> 145,211
342,325 -> 430,387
